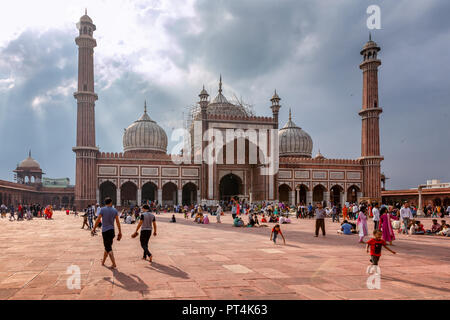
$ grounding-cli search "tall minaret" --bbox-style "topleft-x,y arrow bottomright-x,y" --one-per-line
359,35 -> 383,202
72,10 -> 99,209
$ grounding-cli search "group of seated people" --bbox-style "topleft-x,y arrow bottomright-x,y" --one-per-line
233,213 -> 269,228
410,219 -> 449,236
259,213 -> 292,224
193,212 -> 209,224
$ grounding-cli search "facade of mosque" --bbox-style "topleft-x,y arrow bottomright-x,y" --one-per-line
72,13 -> 385,209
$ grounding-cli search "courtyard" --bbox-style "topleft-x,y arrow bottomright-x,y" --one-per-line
0,212 -> 449,300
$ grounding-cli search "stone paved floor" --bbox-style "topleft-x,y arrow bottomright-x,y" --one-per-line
0,212 -> 449,300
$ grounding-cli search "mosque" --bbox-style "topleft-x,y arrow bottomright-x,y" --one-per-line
72,12 -> 384,209
0,12 -> 386,209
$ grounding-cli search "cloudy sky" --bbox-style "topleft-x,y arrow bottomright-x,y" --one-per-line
0,0 -> 449,189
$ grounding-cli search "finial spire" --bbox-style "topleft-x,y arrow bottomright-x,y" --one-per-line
29,149 -> 31,158
289,108 -> 292,121
219,75 -> 223,94
369,32 -> 372,41
85,8 -> 88,15
144,100 -> 147,113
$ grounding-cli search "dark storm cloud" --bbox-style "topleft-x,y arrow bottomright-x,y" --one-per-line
163,0 -> 318,80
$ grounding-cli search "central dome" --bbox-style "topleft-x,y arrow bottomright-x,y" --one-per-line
279,110 -> 313,158
197,76 -> 250,118
123,103 -> 168,153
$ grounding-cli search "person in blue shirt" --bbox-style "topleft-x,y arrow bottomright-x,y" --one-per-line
92,197 -> 122,269
339,220 -> 353,235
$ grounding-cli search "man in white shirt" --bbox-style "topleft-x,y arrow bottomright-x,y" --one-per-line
400,201 -> 413,234
372,202 -> 380,230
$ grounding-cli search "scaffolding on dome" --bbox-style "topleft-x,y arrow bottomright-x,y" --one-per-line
184,94 -> 255,131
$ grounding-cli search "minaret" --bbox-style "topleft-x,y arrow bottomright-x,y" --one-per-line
359,35 -> 383,202
198,85 -> 209,202
72,10 -> 99,209
270,90 -> 281,129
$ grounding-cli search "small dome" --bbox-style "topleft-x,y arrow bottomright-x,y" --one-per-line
80,15 -> 93,23
314,150 -> 325,160
279,110 -> 313,158
361,35 -> 380,54
18,152 -> 41,169
80,9 -> 93,23
123,103 -> 168,153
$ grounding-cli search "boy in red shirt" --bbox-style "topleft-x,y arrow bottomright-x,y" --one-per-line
366,230 -> 396,265
270,224 -> 286,245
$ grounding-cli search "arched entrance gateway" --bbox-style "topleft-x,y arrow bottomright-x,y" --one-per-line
297,185 -> 308,205
142,182 -> 157,203
162,182 -> 178,206
219,174 -> 243,202
330,185 -> 343,205
313,184 -> 326,203
347,185 -> 360,203
121,182 -> 137,206
100,181 -> 117,205
182,183 -> 197,205
278,184 -> 291,203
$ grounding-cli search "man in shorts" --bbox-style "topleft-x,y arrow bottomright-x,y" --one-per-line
132,204 -> 157,262
92,198 -> 122,269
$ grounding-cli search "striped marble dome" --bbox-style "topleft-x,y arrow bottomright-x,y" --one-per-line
123,103 -> 168,153
279,110 -> 313,158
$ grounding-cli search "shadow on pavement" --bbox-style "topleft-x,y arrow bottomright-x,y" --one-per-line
146,262 -> 190,279
103,270 -> 148,291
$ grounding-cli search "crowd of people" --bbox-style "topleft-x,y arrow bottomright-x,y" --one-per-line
0,203 -> 55,221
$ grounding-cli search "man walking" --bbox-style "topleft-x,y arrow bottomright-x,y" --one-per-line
372,202 -> 380,230
92,198 -> 122,269
314,202 -> 326,237
400,201 -> 413,234
132,204 -> 157,263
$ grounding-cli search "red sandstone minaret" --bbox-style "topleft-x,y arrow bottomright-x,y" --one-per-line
73,10 -> 98,209
359,34 -> 383,202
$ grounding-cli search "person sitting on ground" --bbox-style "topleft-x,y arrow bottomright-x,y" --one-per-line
261,214 -> 267,223
338,220 -> 353,235
170,214 -> 176,223
441,220 -> 447,231
233,216 -> 244,227
203,214 -> 210,224
437,224 -> 449,236
411,220 -> 425,235
247,214 -> 255,227
427,219 -> 441,234
253,214 -> 260,226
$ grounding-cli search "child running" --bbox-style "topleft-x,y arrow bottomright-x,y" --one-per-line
270,224 -> 286,245
366,230 -> 396,266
